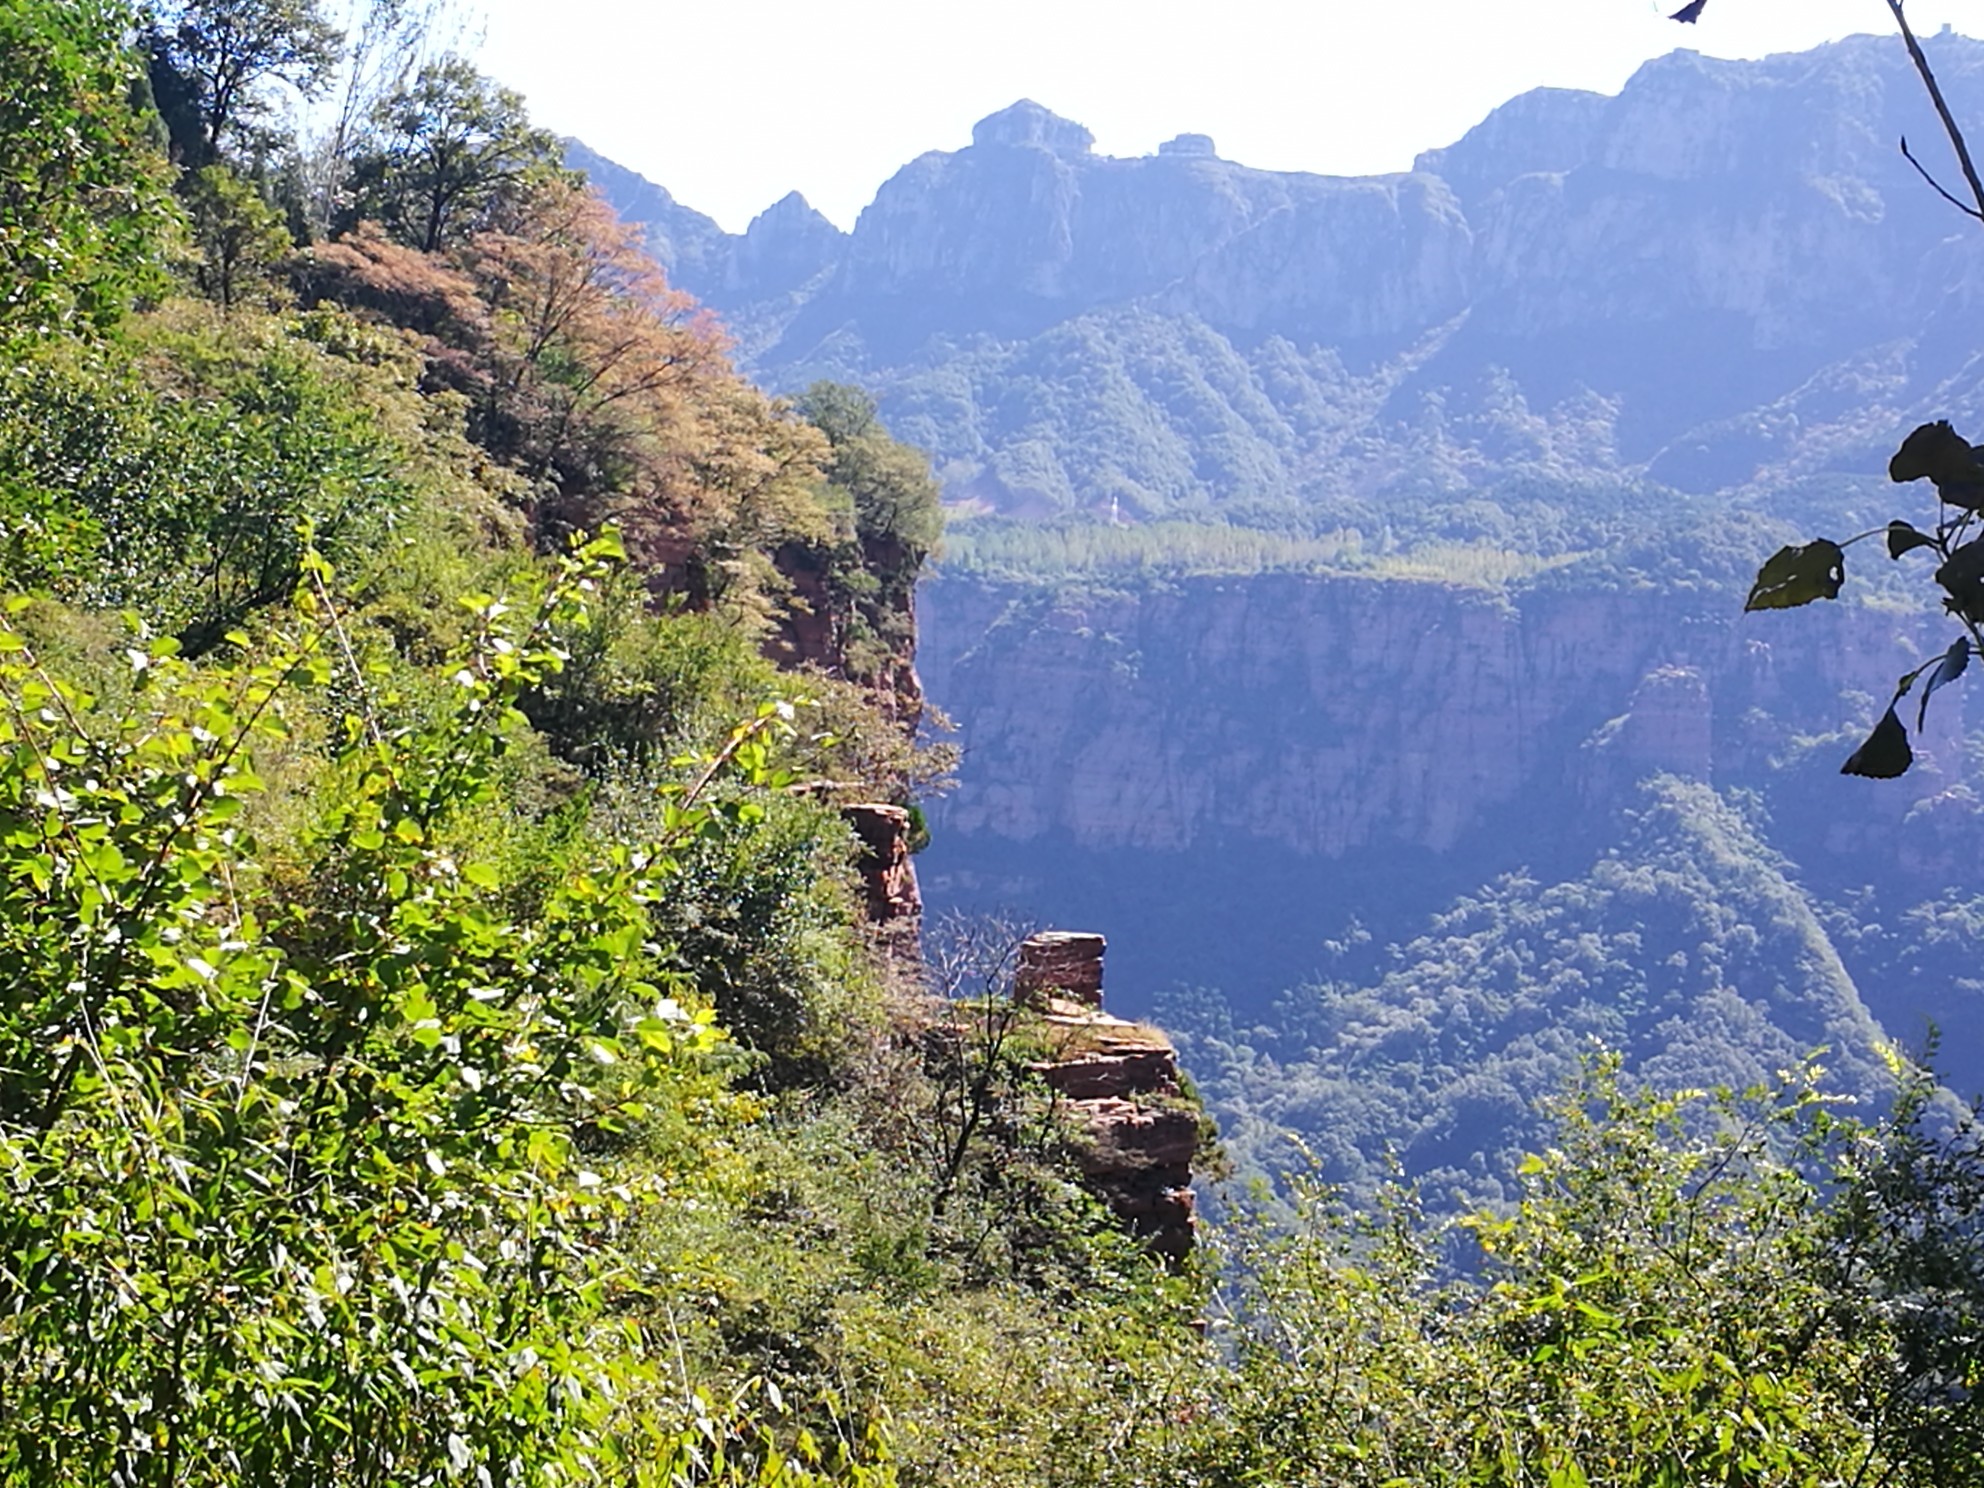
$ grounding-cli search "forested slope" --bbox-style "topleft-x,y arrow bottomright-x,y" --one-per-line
581,30 -> 1984,1204
0,4 -> 1220,1480
5,3 -> 1984,1484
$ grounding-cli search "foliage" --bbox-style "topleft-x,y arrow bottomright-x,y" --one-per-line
1190,1057 -> 1984,1487
182,163 -> 294,308
143,0 -> 344,157
344,55 -> 562,253
0,535 -> 771,1482
1167,779 -> 1896,1207
0,308 -> 415,650
0,24 -> 1232,1483
478,188 -> 836,601
0,0 -> 176,333
798,382 -> 944,571
762,384 -> 946,698
300,180 -> 843,634
1746,420 -> 1984,777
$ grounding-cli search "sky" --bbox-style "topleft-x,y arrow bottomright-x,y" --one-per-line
469,0 -> 1979,234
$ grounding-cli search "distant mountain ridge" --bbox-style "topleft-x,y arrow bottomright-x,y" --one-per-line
575,33 -> 1984,514
572,35 -> 1984,1189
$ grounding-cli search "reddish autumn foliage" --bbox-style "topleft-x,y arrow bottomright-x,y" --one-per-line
295,182 -> 834,620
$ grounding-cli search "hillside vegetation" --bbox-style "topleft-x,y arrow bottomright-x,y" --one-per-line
3,3 -> 1984,1484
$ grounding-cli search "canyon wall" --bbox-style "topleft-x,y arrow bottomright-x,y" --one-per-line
914,569 -> 1983,1033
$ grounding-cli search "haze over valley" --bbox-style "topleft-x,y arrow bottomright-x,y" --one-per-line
584,29 -> 1984,1193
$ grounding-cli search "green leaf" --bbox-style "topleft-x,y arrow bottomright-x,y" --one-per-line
1745,540 -> 1845,611
1887,520 -> 1938,559
1841,708 -> 1913,778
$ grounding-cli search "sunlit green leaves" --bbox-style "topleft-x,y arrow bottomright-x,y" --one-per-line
0,543 -> 799,1483
0,0 -> 175,334
1201,1058 -> 1984,1487
0,323 -> 413,649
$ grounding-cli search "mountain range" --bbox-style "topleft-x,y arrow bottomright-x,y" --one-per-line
577,30 -> 1984,516
577,30 -> 1984,1194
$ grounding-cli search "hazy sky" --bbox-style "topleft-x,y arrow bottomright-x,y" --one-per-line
470,0 -> 1977,233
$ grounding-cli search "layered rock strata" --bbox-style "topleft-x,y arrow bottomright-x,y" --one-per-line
1019,931 -> 1198,1262
917,574 -> 1976,867
1015,930 -> 1106,1008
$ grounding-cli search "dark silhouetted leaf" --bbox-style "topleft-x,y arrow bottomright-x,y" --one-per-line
1745,539 -> 1844,611
1887,520 -> 1938,559
1842,708 -> 1913,778
1918,638 -> 1971,730
1937,537 -> 1984,622
1890,421 -> 1984,509
1669,0 -> 1707,20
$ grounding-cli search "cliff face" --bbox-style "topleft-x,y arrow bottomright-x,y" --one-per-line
917,572 -> 1973,860
588,35 -> 1984,505
912,569 -> 1984,1059
825,99 -> 1475,348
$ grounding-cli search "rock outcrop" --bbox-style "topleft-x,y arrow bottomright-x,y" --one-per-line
1019,931 -> 1199,1263
586,34 -> 1984,506
1015,930 -> 1105,1008
844,803 -> 921,926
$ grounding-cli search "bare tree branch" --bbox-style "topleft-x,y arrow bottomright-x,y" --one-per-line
1886,0 -> 1984,227
1900,136 -> 1984,221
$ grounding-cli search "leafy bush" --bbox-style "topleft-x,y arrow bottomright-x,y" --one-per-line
0,536 -> 802,1483
0,309 -> 416,650
0,0 -> 175,333
1190,1057 -> 1984,1488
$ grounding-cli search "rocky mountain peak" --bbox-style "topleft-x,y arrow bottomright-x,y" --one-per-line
970,99 -> 1095,156
587,31 -> 1984,502
731,190 -> 846,296
1411,86 -> 1605,209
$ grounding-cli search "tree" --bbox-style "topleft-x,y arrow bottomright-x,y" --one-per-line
182,163 -> 293,308
798,382 -> 945,569
295,0 -> 460,234
0,0 -> 175,333
344,56 -> 560,253
766,385 -> 943,710
144,0 -> 343,159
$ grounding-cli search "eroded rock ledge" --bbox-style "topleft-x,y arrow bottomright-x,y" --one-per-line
1019,931 -> 1200,1263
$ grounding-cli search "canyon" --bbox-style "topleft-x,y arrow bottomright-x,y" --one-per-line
583,27 -> 1984,1187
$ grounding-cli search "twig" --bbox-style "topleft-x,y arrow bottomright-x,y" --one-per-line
1901,137 -> 1984,221
1888,0 -> 1984,225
